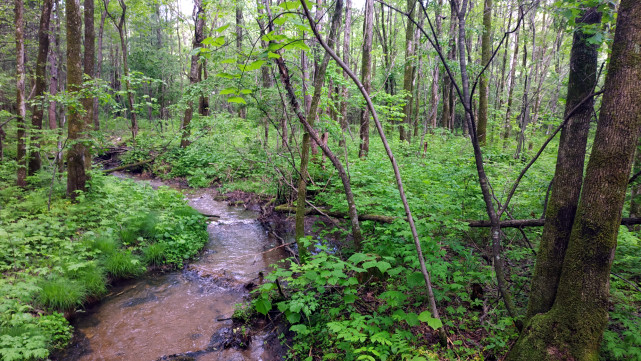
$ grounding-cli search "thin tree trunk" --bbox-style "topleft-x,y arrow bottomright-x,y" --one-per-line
477,0 -> 492,145
82,0 -> 95,169
28,0 -> 53,176
358,0 -> 373,158
94,6 -> 107,130
236,3 -> 246,119
502,22 -> 520,145
400,0 -> 416,142
339,0 -> 352,145
15,0 -> 27,187
181,0 -> 204,148
302,0 -> 446,343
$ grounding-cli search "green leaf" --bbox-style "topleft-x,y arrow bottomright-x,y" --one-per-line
267,51 -> 281,59
348,253 -> 370,264
375,261 -> 391,274
278,1 -> 301,10
255,298 -> 272,315
227,97 -> 246,104
284,40 -> 311,52
285,310 -> 301,323
239,60 -> 265,72
290,324 -> 309,335
215,24 -> 230,33
220,88 -> 238,95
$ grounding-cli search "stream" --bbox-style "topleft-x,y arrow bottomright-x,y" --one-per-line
58,175 -> 287,361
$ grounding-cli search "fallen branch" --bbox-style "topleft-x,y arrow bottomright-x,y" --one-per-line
274,205 -> 395,223
468,217 -> 641,228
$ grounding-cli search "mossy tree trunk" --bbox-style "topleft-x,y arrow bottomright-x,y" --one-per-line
525,7 -> 601,322
507,1 -> 641,359
15,0 -> 27,187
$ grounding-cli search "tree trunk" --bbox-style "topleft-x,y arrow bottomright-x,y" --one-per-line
507,2 -> 641,359
267,0 -> 363,257
358,0 -> 373,158
181,0 -> 204,148
94,6 -> 107,130
15,0 -> 27,187
236,3 -> 246,119
105,0 -> 138,142
66,0 -> 87,199
27,0 -> 53,176
400,0 -> 416,142
477,0 -> 492,145
525,8 -> 601,322
339,0 -> 352,144
427,0 -> 443,129
82,0 -> 95,169
441,1 -> 457,130
502,23 -> 520,145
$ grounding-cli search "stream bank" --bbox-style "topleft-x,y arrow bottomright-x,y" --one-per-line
55,174 -> 289,361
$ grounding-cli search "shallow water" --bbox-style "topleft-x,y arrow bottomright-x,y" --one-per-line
62,178 -> 286,361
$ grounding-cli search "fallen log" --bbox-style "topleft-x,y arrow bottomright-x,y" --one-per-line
274,205 -> 395,223
467,217 -> 641,228
103,157 -> 155,174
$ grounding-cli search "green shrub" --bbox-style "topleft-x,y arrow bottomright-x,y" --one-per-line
142,243 -> 166,266
104,251 -> 144,279
37,276 -> 86,311
118,227 -> 139,245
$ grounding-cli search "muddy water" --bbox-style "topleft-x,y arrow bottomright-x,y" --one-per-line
63,178 -> 286,361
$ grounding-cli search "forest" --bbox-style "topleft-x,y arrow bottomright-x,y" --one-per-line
1,0 -> 640,359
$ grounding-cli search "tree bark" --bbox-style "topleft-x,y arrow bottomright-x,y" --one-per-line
507,1 -> 641,359
82,0 -> 95,169
525,7 -> 601,322
66,0 -> 87,199
400,0 -> 416,142
94,6 -> 107,130
339,0 -> 352,143
477,0 -> 492,145
15,0 -> 27,187
502,21 -> 520,145
27,0 -> 53,176
358,0 -> 373,158
181,0 -> 205,148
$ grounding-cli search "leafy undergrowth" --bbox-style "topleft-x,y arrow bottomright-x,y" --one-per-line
120,119 -> 640,360
0,166 -> 208,361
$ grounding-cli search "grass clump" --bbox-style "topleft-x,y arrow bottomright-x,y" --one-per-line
37,275 -> 87,311
104,250 -> 144,279
142,243 -> 166,266
66,262 -> 108,297
86,235 -> 119,256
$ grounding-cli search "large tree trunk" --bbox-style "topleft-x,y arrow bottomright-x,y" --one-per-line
82,0 -> 95,169
66,0 -> 87,199
27,0 -> 53,176
180,0 -> 204,148
525,8 -> 601,322
477,0 -> 492,145
507,2 -> 641,359
358,0 -> 373,158
15,0 -> 27,187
